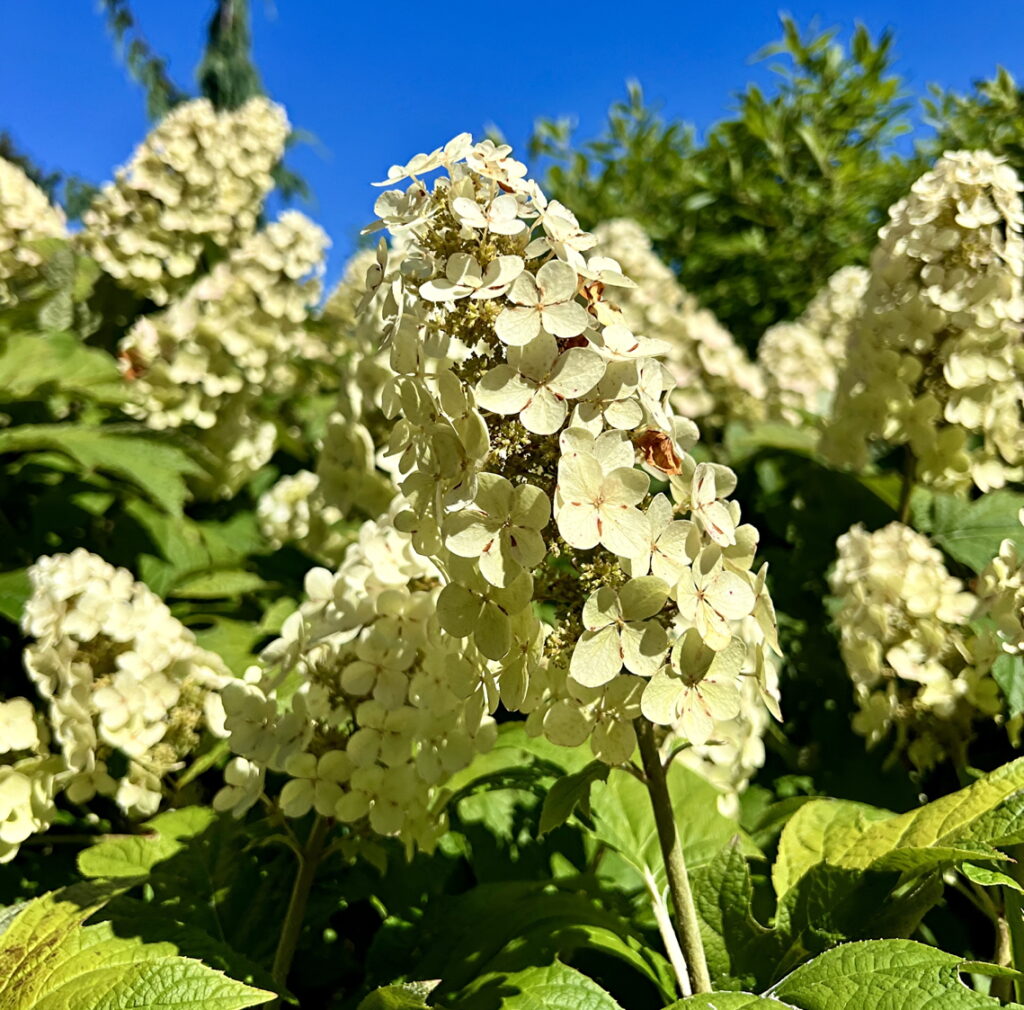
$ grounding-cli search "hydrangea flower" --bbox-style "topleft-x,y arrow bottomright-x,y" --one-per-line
641,632 -> 746,744
444,473 -> 550,587
495,260 -> 591,345
22,549 -> 230,818
554,444 -> 650,558
570,577 -> 670,687
831,522 -> 1000,770
822,151 -> 1024,491
626,494 -> 697,583
674,548 -> 756,651
419,253 -> 524,302
348,133 -> 781,777
0,158 -> 67,307
476,333 -> 606,435
82,97 -> 289,305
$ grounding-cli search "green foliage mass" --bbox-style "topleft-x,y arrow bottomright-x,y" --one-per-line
6,9 -> 1024,1010
532,19 -> 924,347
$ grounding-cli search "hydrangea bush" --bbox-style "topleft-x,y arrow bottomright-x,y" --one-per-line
10,35 -> 1024,1009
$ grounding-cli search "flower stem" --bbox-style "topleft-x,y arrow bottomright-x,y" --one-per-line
271,814 -> 331,1003
898,445 -> 916,524
635,719 -> 712,995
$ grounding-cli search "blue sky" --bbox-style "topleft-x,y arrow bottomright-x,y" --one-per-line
3,1 -> 1024,283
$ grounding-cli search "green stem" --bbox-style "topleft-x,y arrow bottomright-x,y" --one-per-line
897,445 -> 916,524
636,719 -> 712,995
1004,845 -> 1024,1003
271,815 -> 331,1002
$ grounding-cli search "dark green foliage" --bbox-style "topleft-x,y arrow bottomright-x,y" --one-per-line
532,19 -> 923,347
926,66 -> 1024,180
197,0 -> 264,112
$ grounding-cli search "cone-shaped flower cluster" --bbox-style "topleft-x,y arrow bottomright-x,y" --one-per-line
0,158 -> 67,306
81,97 -> 289,305
20,549 -> 230,825
217,504 -> 498,852
821,152 -> 1024,491
591,219 -> 765,428
758,266 -> 869,425
830,522 -> 1001,769
349,136 -> 779,769
119,210 -> 328,496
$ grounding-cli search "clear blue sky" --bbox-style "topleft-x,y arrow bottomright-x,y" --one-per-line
2,1 -> 1024,284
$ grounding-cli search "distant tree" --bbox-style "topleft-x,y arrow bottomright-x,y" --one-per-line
197,0 -> 264,111
925,66 -> 1024,179
532,19 -> 925,347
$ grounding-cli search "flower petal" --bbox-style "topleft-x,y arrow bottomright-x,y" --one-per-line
570,626 -> 623,687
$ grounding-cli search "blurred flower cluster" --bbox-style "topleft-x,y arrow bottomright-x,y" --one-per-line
2,550 -> 229,860
822,151 -> 1024,491
0,159 -> 67,307
591,218 -> 765,428
81,97 -> 289,305
831,522 -> 1000,770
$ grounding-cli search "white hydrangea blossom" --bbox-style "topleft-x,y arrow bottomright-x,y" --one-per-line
81,97 -> 289,304
830,522 -> 1000,770
21,549 -> 230,819
821,152 -> 1024,492
759,266 -> 871,427
590,218 -> 765,428
317,246 -> 404,521
118,210 -> 328,496
256,468 -> 350,563
0,695 -> 58,864
974,515 -> 1024,740
758,322 -> 838,424
353,137 -> 779,767
0,158 -> 67,306
0,756 -> 60,864
217,504 -> 497,853
757,267 -> 869,427
670,630 -> 780,816
799,265 -> 870,361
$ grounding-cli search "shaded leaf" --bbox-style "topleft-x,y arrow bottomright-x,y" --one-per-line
0,886 -> 273,1009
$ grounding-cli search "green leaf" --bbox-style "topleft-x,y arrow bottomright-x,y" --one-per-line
590,762 -> 755,890
693,840 -> 777,990
78,806 -> 294,969
78,807 -> 218,880
0,887 -> 273,1009
0,332 -> 123,402
722,422 -> 818,464
191,618 -> 269,676
773,759 -> 1024,898
772,800 -> 893,897
0,424 -> 203,514
913,489 -> 1024,573
170,570 -> 271,599
992,653 -> 1024,719
538,760 -> 610,835
357,984 -> 434,1010
0,567 -> 29,623
768,939 -> 1024,1009
459,962 -> 623,1010
405,881 -> 674,1004
664,994 -> 793,1009
962,862 -> 1024,892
